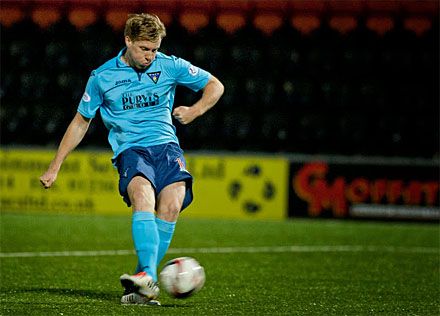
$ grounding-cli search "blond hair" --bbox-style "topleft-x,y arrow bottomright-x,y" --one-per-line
124,13 -> 166,42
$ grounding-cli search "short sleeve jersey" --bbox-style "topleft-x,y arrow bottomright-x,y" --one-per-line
77,49 -> 211,160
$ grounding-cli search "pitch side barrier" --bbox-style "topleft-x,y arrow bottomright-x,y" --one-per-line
0,148 -> 288,220
0,148 -> 438,221
287,154 -> 439,221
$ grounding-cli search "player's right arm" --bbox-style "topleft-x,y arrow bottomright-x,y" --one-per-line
40,112 -> 92,189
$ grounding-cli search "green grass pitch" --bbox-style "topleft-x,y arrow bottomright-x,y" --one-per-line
1,213 -> 439,316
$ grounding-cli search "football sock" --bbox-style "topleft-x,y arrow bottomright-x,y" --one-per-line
155,217 -> 176,266
131,211 -> 159,282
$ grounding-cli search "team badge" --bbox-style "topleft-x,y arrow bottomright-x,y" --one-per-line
82,92 -> 91,102
147,71 -> 161,84
188,65 -> 199,76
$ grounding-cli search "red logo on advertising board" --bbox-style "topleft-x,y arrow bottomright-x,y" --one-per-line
293,162 -> 439,217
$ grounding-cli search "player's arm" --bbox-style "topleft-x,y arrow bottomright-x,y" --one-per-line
40,112 -> 92,189
172,75 -> 224,125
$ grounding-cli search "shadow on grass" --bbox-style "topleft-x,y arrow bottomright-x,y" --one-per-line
2,288 -> 195,307
159,303 -> 192,308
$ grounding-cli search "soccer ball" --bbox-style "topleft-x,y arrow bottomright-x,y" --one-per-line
159,257 -> 205,298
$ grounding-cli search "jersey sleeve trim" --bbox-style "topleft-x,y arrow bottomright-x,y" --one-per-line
77,108 -> 95,119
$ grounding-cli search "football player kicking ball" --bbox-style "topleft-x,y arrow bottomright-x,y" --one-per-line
40,13 -> 224,305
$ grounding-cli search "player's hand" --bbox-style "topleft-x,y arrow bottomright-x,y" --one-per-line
172,106 -> 200,125
40,170 -> 58,189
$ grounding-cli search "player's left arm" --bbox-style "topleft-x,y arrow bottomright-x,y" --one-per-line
172,75 -> 224,125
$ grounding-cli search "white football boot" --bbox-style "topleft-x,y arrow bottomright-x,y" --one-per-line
120,272 -> 160,305
120,292 -> 161,306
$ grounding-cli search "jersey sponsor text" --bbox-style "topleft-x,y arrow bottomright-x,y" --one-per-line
122,93 -> 159,110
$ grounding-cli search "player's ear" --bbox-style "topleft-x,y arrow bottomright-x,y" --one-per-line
125,36 -> 132,47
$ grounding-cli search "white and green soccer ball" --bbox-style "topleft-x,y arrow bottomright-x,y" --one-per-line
159,257 -> 205,298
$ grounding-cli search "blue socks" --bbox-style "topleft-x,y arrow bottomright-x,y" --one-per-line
155,217 -> 176,266
132,211 -> 159,281
132,212 -> 176,281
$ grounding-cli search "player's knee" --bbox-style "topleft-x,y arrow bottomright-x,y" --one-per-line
129,189 -> 155,212
130,190 -> 147,204
158,201 -> 181,222
166,201 -> 181,217
128,177 -> 155,210
169,202 -> 181,216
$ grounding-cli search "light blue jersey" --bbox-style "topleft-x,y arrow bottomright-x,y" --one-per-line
77,49 -> 211,161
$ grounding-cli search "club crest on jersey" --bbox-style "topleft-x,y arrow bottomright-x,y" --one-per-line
188,65 -> 199,76
82,92 -> 91,102
147,71 -> 161,84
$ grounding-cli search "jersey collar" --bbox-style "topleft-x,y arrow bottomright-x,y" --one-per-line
116,48 -> 129,68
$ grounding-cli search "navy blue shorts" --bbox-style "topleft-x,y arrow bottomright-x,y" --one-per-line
114,143 -> 193,211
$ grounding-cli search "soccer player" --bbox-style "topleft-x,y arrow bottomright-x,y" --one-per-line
39,13 -> 224,305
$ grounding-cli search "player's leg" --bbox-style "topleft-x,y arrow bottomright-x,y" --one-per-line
155,181 -> 186,265
120,176 -> 160,302
116,148 -> 161,304
154,143 -> 194,266
127,176 -> 159,281
157,180 -> 186,221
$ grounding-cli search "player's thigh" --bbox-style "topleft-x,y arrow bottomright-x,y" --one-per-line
127,175 -> 156,213
156,181 -> 186,221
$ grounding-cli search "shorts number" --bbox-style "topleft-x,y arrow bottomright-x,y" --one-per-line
176,158 -> 185,171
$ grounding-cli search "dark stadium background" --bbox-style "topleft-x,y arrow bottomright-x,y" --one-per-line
1,0 -> 438,158
1,3 -> 439,315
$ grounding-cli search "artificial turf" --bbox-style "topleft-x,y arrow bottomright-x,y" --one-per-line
1,213 -> 438,315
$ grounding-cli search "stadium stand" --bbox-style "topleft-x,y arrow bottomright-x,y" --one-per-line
0,0 -> 438,158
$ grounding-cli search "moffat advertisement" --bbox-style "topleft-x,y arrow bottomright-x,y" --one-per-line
289,161 -> 439,220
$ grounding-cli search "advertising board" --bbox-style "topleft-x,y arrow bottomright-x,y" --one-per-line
289,160 -> 439,220
0,149 -> 288,220
183,154 -> 288,220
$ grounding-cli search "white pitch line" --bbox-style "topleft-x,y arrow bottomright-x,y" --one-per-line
0,249 -> 135,258
0,245 -> 438,258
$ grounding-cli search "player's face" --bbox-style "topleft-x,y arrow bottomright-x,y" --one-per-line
124,36 -> 161,70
